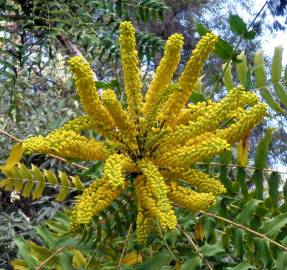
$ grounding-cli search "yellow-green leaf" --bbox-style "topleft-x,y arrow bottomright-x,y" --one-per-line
253,50 -> 266,88
237,135 -> 249,167
237,52 -> 247,86
122,251 -> 143,266
271,45 -> 283,84
70,175 -> 84,190
0,144 -> 23,173
222,62 -> 234,91
44,169 -> 58,185
259,87 -> 285,113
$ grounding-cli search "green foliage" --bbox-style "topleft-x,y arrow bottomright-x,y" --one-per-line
0,163 -> 84,201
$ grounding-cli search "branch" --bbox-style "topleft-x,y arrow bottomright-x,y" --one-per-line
117,224 -> 133,269
177,225 -> 214,270
201,211 -> 287,252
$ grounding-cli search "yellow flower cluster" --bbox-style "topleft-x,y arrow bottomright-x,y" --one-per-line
12,21 -> 267,244
143,33 -> 184,118
119,21 -> 143,119
70,178 -> 121,231
22,130 -> 108,161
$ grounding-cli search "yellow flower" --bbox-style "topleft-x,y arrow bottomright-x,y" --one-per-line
6,21 -> 266,242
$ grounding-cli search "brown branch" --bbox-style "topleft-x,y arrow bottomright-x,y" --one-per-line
201,211 -> 287,252
177,224 -> 214,270
35,246 -> 66,270
117,224 -> 133,269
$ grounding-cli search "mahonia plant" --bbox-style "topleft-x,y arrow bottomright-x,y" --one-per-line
5,21 -> 267,244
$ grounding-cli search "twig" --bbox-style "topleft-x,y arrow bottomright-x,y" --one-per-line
155,219 -> 178,262
209,0 -> 269,97
177,225 -> 214,270
0,129 -> 87,170
196,162 -> 287,175
117,224 -> 133,269
201,211 -> 287,252
35,246 -> 66,270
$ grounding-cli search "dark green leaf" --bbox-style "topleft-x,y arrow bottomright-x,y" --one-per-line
181,255 -> 202,270
261,212 -> 287,237
268,172 -> 281,209
254,238 -> 273,268
225,261 -> 256,270
200,242 -> 225,257
236,199 -> 261,225
232,228 -> 245,258
135,250 -> 172,270
229,15 -> 247,35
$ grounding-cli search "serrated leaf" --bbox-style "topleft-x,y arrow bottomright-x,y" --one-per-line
259,87 -> 285,113
261,212 -> 287,237
200,242 -> 225,257
254,128 -> 275,169
268,172 -> 280,209
44,169 -> 58,185
274,82 -> 287,107
271,45 -> 283,83
275,251 -> 287,270
236,199 -> 261,225
232,228 -> 245,258
225,261 -> 256,270
254,238 -> 273,268
180,255 -> 202,270
229,15 -> 247,35
135,250 -> 172,270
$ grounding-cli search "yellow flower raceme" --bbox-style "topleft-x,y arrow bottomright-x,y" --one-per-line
155,136 -> 230,168
158,32 -> 218,125
22,130 -> 108,161
135,175 -> 176,231
104,154 -> 135,187
143,33 -> 184,117
70,178 -> 122,230
167,181 -> 216,211
4,21 -> 267,242
68,56 -> 115,128
159,87 -> 260,148
119,21 -> 143,119
161,168 -> 225,195
216,103 -> 267,144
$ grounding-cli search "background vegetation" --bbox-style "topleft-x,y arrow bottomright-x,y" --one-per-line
1,0 -> 287,269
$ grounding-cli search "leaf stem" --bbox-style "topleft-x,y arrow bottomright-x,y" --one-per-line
117,224 -> 133,269
177,224 -> 214,270
201,211 -> 287,252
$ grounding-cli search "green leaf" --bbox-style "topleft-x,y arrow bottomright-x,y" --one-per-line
225,261 -> 256,270
274,82 -> 287,107
275,251 -> 287,270
236,52 -> 247,86
236,199 -> 262,225
228,15 -> 247,35
200,242 -> 225,257
253,50 -> 266,88
236,167 -> 249,198
259,87 -> 285,113
14,236 -> 38,269
189,92 -> 205,104
254,128 -> 275,168
268,172 -> 281,209
254,238 -> 273,268
181,255 -> 202,270
196,23 -> 235,61
252,169 -> 264,200
261,212 -> 287,237
232,228 -> 245,258
135,250 -> 172,270
222,62 -> 234,91
244,30 -> 256,40
219,151 -> 233,193
271,46 -> 283,84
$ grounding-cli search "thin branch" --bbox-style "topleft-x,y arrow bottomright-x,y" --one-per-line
209,0 -> 269,97
177,225 -> 214,270
196,162 -> 287,175
201,211 -> 287,252
0,129 -> 87,170
155,219 -> 178,262
35,246 -> 66,270
117,224 -> 133,269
